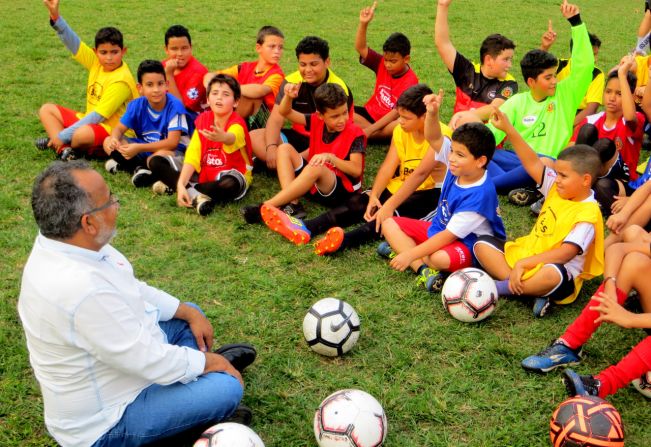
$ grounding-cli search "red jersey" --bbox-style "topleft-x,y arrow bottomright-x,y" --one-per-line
195,111 -> 252,183
572,111 -> 646,180
236,61 -> 284,110
163,56 -> 208,114
361,48 -> 419,121
308,114 -> 366,193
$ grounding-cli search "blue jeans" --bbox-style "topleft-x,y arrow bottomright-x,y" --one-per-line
92,304 -> 243,447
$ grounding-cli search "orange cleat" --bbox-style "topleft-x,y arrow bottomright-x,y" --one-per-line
261,203 -> 311,245
314,227 -> 344,256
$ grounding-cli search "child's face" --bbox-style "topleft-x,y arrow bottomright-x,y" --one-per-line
318,103 -> 349,133
383,52 -> 410,76
603,77 -> 623,115
448,141 -> 487,178
208,82 -> 238,116
256,35 -> 284,66
138,72 -> 168,109
94,43 -> 126,72
484,49 -> 514,79
553,159 -> 591,200
165,36 -> 193,69
298,53 -> 329,85
397,107 -> 424,133
529,67 -> 557,99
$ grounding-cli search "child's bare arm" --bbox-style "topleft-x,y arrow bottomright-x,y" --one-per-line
434,0 -> 457,72
423,90 -> 444,152
276,83 -> 306,125
641,68 -> 651,122
540,19 -> 557,51
176,163 -> 196,208
355,2 -> 377,60
606,180 -> 651,234
309,152 -> 363,178
619,55 -> 638,126
364,142 -> 401,221
43,0 -> 60,20
592,292 -> 651,328
490,107 -> 544,183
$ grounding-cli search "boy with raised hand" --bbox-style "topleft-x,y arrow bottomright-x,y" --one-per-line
475,107 -> 604,318
434,0 -> 517,129
353,1 -> 419,141
377,90 -> 505,293
102,60 -> 190,188
205,26 -> 285,125
485,0 -> 594,204
35,0 -> 138,161
163,25 -> 208,119
241,83 -> 365,227
250,36 -> 354,171
521,225 -> 651,401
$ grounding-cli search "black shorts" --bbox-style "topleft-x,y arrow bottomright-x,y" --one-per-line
295,160 -> 358,208
281,128 -> 310,152
354,105 -> 376,124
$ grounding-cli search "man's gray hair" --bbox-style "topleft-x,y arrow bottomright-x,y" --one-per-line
31,161 -> 94,239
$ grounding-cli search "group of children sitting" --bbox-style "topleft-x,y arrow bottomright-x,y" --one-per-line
35,0 -> 651,408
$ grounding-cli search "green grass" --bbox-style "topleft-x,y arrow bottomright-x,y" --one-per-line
1,0 -> 650,446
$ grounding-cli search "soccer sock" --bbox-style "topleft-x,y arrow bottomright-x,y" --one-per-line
304,193 -> 368,236
196,176 -> 240,203
636,33 -> 650,55
495,279 -> 511,296
595,336 -> 651,398
341,221 -> 379,251
148,155 -> 180,191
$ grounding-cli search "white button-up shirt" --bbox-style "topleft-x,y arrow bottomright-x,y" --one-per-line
18,234 -> 205,447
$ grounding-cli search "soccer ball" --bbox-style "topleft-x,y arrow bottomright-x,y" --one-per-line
193,422 -> 265,447
314,389 -> 387,447
303,298 -> 360,357
441,267 -> 497,322
549,395 -> 625,447
632,370 -> 651,398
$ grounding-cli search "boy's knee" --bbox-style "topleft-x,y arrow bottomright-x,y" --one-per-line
380,217 -> 397,236
621,224 -> 645,242
38,103 -> 60,119
71,125 -> 96,147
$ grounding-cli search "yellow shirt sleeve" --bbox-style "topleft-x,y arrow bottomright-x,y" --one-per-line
264,73 -> 284,98
184,130 -> 202,172
72,41 -> 97,70
223,123 -> 246,154
217,65 -> 240,78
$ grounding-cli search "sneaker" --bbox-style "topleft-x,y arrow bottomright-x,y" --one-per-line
314,227 -> 344,255
59,147 -> 77,161
105,159 -> 120,174
223,404 -> 253,426
240,204 -> 263,224
521,340 -> 582,373
530,197 -> 543,215
152,181 -> 173,195
260,203 -> 311,245
533,296 -> 551,318
34,137 -> 50,150
632,372 -> 651,398
563,369 -> 600,397
131,167 -> 155,187
193,193 -> 215,216
508,188 -> 543,206
376,241 -> 396,259
416,267 -> 440,291
282,202 -> 307,220
425,271 -> 448,293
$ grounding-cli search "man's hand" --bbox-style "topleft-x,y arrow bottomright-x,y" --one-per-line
541,20 -> 557,51
204,352 -> 244,386
359,1 -> 377,24
176,303 -> 214,351
560,0 -> 579,20
43,0 -> 60,20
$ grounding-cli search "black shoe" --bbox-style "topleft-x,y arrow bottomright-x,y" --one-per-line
215,343 -> 257,373
282,202 -> 307,220
508,188 -> 543,206
223,404 -> 253,426
240,204 -> 262,224
59,147 -> 78,161
563,369 -> 601,397
34,137 -> 50,150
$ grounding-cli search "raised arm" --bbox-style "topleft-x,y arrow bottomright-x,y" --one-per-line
540,20 -> 557,52
355,1 -> 377,60
276,83 -> 306,126
618,55 -> 639,127
423,90 -> 445,152
434,0 -> 457,72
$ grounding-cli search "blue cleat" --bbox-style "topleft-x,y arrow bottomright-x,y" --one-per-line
521,340 -> 582,373
563,369 -> 600,397
376,241 -> 396,259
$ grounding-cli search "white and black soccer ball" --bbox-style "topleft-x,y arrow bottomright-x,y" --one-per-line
193,422 -> 265,447
441,267 -> 498,323
314,389 -> 387,447
303,298 -> 360,357
632,371 -> 651,398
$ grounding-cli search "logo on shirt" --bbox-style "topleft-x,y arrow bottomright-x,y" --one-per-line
535,207 -> 556,236
547,102 -> 556,113
205,150 -> 225,167
187,88 -> 199,100
487,90 -> 496,100
522,115 -> 537,126
615,137 -> 623,151
501,86 -> 513,99
377,86 -> 396,109
88,82 -> 103,105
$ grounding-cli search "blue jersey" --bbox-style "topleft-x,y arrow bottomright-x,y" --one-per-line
120,93 -> 191,153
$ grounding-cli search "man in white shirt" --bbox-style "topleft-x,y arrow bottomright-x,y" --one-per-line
18,161 -> 256,447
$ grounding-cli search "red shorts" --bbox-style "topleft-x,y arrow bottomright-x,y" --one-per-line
57,105 -> 109,149
392,216 -> 473,271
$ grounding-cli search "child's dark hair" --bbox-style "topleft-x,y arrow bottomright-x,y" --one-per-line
479,34 -> 515,64
206,74 -> 241,101
295,36 -> 329,61
569,33 -> 601,51
593,138 -> 617,164
165,25 -> 192,46
557,144 -> 601,185
95,27 -> 123,49
383,32 -> 411,57
520,49 -> 558,82
137,60 -> 166,83
396,84 -> 433,117
451,123 -> 496,167
314,84 -> 347,113
257,26 -> 284,44
606,69 -> 637,94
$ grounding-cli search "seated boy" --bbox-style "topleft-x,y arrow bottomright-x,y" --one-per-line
251,36 -> 354,170
474,107 -> 604,318
102,60 -> 190,187
521,225 -> 651,401
541,24 -> 604,126
35,0 -> 138,161
205,26 -> 285,127
353,2 -> 419,140
163,25 -> 209,120
484,0 -> 594,203
241,83 -> 365,226
435,0 -> 517,128
153,74 -> 252,216
377,91 -> 505,293
259,84 -> 447,254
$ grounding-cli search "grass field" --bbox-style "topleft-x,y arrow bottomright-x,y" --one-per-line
1,0 -> 650,445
